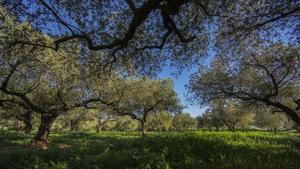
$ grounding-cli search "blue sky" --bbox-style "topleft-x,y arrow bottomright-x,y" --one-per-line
158,67 -> 207,117
158,47 -> 215,117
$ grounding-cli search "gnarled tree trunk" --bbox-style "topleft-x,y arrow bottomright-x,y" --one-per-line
31,113 -> 57,147
16,111 -> 32,133
23,119 -> 32,133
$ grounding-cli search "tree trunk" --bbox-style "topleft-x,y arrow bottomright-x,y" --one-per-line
141,120 -> 147,137
23,120 -> 32,133
267,101 -> 300,127
32,114 -> 57,146
70,120 -> 76,132
96,117 -> 102,133
232,126 -> 236,132
96,124 -> 103,133
16,111 -> 32,133
222,120 -> 231,131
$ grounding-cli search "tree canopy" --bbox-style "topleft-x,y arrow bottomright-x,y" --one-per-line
188,43 -> 300,126
2,0 -> 299,74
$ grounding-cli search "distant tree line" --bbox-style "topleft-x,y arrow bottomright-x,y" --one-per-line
1,101 -> 294,134
196,99 -> 295,132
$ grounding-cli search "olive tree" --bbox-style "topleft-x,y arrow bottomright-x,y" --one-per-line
216,99 -> 254,131
253,106 -> 292,132
200,109 -> 224,131
0,104 -> 33,133
0,10 -> 113,145
147,111 -> 173,131
100,78 -> 181,136
172,113 -> 198,131
114,116 -> 139,131
188,44 -> 300,127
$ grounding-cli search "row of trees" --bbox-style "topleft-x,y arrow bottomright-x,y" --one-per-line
1,111 -> 198,133
1,0 -> 299,147
197,99 -> 294,132
1,101 -> 293,134
0,9 -> 181,145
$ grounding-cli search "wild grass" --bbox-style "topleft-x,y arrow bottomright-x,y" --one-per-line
0,130 -> 299,169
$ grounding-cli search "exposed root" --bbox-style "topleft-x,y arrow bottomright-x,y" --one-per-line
29,139 -> 49,150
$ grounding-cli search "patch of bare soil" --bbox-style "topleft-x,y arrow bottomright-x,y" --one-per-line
29,140 -> 49,150
56,143 -> 71,149
28,141 -> 72,150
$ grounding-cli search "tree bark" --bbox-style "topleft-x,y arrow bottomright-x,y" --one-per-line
32,114 -> 57,145
96,125 -> 102,133
23,119 -> 32,133
231,126 -> 236,132
96,117 -> 102,133
141,120 -> 147,137
222,120 -> 230,131
70,120 -> 76,132
16,111 -> 33,133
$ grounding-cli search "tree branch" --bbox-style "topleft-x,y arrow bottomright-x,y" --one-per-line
241,6 -> 300,36
125,0 -> 136,11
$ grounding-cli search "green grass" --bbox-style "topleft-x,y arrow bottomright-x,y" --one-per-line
0,130 -> 299,169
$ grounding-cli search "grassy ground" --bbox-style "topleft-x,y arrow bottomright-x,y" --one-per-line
0,130 -> 299,169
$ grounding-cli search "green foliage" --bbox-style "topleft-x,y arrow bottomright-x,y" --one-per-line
172,113 -> 198,130
201,109 -> 225,131
105,78 -> 181,118
188,43 -> 300,126
202,99 -> 255,131
254,109 -> 291,131
114,116 -> 139,131
0,130 -> 299,169
147,111 -> 173,131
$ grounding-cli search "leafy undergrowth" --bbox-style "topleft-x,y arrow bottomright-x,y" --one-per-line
0,130 -> 299,169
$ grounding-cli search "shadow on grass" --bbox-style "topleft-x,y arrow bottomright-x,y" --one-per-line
0,131 -> 299,169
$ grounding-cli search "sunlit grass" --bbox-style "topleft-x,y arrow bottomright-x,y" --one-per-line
0,130 -> 299,169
